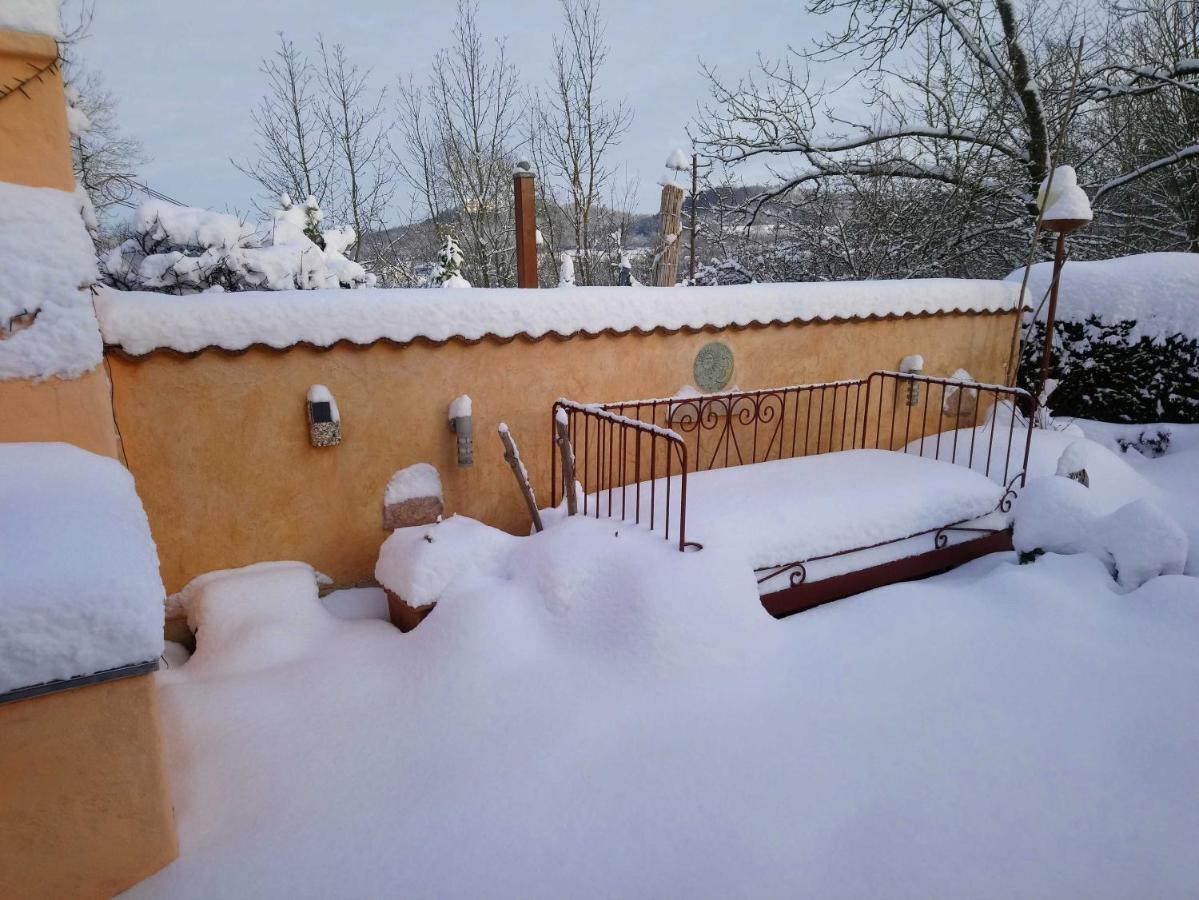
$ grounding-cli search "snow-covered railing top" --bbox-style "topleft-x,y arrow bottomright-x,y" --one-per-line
95,279 -> 1022,357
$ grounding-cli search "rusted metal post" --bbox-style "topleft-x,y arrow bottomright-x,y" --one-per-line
1038,230 -> 1067,402
513,160 -> 538,288
653,183 -> 685,287
688,152 -> 698,283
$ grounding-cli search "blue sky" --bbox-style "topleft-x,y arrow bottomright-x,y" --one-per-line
76,0 -> 833,220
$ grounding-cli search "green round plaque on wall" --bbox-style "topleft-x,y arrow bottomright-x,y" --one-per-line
693,341 -> 734,392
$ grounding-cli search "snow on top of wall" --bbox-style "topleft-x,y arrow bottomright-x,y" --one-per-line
0,182 -> 102,380
0,443 -> 165,696
0,0 -> 62,38
96,278 -> 1020,357
1007,252 -> 1199,343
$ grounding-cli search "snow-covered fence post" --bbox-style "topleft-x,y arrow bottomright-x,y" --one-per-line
498,424 -> 544,532
653,183 -> 684,286
513,159 -> 538,288
553,409 -> 578,516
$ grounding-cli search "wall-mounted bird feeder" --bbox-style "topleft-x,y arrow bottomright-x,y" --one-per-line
307,385 -> 341,447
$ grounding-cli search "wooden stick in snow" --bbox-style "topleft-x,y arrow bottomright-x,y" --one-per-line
498,424 -> 544,533
554,410 -> 578,516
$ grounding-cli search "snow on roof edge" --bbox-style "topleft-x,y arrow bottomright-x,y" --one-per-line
96,280 -> 1023,358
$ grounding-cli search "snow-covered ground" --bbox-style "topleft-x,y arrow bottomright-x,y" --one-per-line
127,422 -> 1198,899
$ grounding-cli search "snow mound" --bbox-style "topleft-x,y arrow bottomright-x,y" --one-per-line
375,514 -> 772,673
0,443 -> 164,695
0,182 -> 102,380
1006,253 -> 1199,343
95,278 -> 1020,356
1037,165 -> 1092,223
0,0 -> 62,37
1014,477 -> 1187,591
178,562 -> 335,677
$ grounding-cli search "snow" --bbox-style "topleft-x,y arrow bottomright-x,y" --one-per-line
570,449 -> 1003,572
95,278 -> 1022,356
1005,252 -> 1199,343
0,443 -> 164,696
306,384 -> 339,423
383,462 -> 442,506
136,201 -> 254,250
442,274 -> 471,289
1037,165 -> 1092,223
127,503 -> 1199,898
447,393 -> 472,421
0,0 -> 62,37
1013,478 -> 1187,591
899,353 -> 923,372
0,182 -> 102,380
665,148 -> 692,171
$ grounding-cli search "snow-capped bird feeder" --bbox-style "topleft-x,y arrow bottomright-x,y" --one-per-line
899,355 -> 923,406
306,385 -> 341,447
1036,165 -> 1092,401
448,394 -> 473,467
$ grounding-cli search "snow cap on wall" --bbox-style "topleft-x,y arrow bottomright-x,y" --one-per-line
96,278 -> 1022,357
0,0 -> 63,38
0,182 -> 102,380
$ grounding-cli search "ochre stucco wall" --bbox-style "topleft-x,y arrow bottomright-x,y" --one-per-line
108,311 -> 1017,594
0,31 -> 74,191
0,364 -> 123,458
0,676 -> 179,900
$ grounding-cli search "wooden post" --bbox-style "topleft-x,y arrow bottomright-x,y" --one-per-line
499,424 -> 544,532
513,162 -> 538,288
688,152 -> 698,283
554,413 -> 578,516
1038,230 -> 1068,401
653,183 -> 685,287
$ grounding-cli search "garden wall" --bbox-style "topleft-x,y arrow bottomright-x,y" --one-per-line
101,286 -> 1020,594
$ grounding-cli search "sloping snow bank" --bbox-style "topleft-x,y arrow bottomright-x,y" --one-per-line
1006,253 -> 1199,342
0,182 -> 102,380
1013,477 -> 1187,591
130,520 -> 1199,899
95,278 -> 1020,356
0,0 -> 62,37
0,443 -> 164,695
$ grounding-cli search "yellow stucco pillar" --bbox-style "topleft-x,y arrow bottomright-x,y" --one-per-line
0,27 -> 122,459
0,21 -> 178,897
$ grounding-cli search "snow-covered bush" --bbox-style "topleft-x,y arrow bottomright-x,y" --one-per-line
689,257 -> 754,286
1012,254 -> 1199,424
431,232 -> 470,288
1013,474 -> 1187,591
101,195 -> 374,293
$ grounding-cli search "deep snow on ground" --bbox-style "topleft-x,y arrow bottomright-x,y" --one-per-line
131,467 -> 1199,900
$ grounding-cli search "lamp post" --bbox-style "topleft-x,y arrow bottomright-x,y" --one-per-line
1036,213 -> 1088,403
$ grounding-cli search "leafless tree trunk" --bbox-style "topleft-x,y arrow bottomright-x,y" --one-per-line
528,0 -> 632,285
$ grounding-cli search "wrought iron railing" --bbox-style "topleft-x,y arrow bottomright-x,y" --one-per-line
552,371 -> 1036,551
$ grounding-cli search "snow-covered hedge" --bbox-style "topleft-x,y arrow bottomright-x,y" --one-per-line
102,196 -> 374,294
1011,254 -> 1199,424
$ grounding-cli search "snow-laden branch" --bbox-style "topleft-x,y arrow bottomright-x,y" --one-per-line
1093,144 -> 1199,202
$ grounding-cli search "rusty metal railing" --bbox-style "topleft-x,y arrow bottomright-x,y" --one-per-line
552,371 -> 1036,551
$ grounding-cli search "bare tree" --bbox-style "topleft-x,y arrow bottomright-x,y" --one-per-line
395,1 -> 522,287
316,37 -> 394,259
695,0 -> 1094,277
1083,0 -> 1199,250
529,0 -> 632,285
235,34 -> 331,214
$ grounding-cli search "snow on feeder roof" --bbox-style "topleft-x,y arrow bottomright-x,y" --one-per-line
95,279 -> 1022,357
0,443 -> 165,699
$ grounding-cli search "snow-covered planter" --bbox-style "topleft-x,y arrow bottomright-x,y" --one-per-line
102,196 -> 374,294
1011,253 -> 1199,424
382,463 -> 443,531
